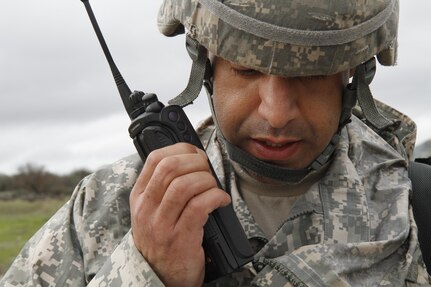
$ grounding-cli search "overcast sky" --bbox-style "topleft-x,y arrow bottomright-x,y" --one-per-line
0,0 -> 430,175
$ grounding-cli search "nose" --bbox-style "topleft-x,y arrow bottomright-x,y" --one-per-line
257,75 -> 300,129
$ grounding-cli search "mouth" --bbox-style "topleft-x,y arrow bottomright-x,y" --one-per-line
261,141 -> 289,148
248,137 -> 302,163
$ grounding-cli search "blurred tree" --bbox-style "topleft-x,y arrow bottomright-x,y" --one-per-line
63,168 -> 92,188
0,174 -> 15,192
14,163 -> 52,195
2,164 -> 92,199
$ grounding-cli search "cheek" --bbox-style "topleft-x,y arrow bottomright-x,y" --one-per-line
212,81 -> 263,146
302,90 -> 342,144
212,61 -> 237,132
314,102 -> 340,128
212,90 -> 244,140
212,83 -> 234,135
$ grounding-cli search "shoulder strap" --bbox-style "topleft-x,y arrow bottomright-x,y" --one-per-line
408,160 -> 431,274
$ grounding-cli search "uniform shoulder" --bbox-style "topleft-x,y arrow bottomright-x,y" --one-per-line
72,153 -> 142,213
352,100 -> 416,161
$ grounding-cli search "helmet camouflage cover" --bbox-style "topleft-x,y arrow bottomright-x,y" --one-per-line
158,0 -> 399,77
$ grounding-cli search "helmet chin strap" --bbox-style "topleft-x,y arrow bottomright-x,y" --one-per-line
169,36 -> 385,183
168,34 -> 212,107
349,57 -> 394,131
206,87 -> 351,184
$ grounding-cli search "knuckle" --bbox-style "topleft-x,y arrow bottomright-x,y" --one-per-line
151,157 -> 179,186
197,155 -> 209,169
187,198 -> 206,216
206,172 -> 218,187
168,177 -> 188,195
157,157 -> 179,175
199,172 -> 218,190
176,142 -> 197,153
145,150 -> 163,169
131,174 -> 146,195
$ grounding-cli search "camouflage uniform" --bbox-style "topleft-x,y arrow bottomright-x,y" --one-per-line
1,0 -> 425,285
1,102 -> 429,286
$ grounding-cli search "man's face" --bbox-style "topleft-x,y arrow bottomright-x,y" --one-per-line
212,57 -> 347,169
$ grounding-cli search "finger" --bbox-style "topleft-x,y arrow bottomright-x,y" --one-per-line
175,187 -> 231,234
143,152 -> 210,205
132,151 -> 211,223
156,171 -> 218,229
130,142 -> 200,203
135,142 -> 199,191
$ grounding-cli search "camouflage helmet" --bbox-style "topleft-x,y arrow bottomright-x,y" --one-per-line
158,0 -> 398,77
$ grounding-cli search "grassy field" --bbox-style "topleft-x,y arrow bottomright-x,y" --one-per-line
0,198 -> 68,277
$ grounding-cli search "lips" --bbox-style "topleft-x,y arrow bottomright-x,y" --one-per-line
248,138 -> 302,162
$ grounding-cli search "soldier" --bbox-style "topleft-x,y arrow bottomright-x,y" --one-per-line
1,0 -> 429,286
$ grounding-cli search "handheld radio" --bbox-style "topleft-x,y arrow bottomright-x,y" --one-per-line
79,0 -> 254,282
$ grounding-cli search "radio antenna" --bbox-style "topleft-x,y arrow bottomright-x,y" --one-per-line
80,0 -> 134,118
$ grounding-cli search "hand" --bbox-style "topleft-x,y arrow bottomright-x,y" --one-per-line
130,143 -> 231,287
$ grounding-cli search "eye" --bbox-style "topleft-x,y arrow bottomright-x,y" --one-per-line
231,65 -> 261,78
298,75 -> 327,82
